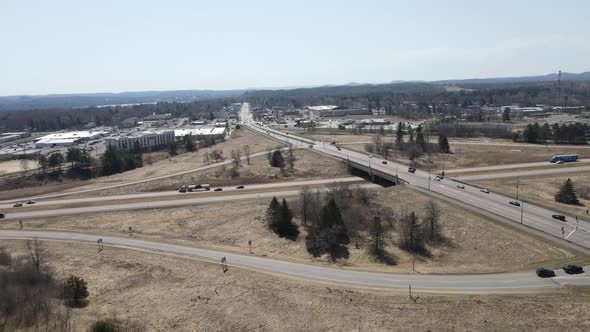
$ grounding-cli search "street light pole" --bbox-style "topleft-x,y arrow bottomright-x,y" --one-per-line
516,177 -> 520,201
520,202 -> 524,224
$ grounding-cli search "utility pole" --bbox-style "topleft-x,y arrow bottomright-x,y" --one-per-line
520,203 -> 524,224
516,178 -> 520,201
557,70 -> 562,113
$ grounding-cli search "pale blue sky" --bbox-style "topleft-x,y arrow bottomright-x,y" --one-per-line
1,0 -> 589,95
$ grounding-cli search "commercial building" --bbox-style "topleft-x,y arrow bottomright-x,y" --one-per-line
0,147 -> 41,161
173,126 -> 227,141
0,132 -> 30,143
105,130 -> 175,152
34,131 -> 108,148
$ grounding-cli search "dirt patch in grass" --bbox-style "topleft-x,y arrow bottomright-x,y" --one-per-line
474,174 -> 590,222
4,185 -> 575,274
1,240 -> 589,331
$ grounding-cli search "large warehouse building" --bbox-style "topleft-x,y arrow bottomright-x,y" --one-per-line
173,126 -> 227,141
34,131 -> 108,148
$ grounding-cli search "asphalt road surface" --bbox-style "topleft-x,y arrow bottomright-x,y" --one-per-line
0,177 -> 363,211
1,182 -> 379,220
240,103 -> 590,251
1,230 -> 588,293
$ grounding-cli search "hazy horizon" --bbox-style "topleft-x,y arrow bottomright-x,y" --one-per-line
1,0 -> 589,96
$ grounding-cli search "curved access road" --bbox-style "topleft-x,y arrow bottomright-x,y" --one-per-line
2,230 -> 589,293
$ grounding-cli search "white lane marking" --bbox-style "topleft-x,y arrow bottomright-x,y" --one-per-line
566,229 -> 576,239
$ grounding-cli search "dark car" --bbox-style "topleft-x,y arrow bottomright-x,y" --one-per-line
536,268 -> 555,278
0,212 -> 5,219
13,202 -> 23,208
552,214 -> 566,221
509,201 -> 521,207
337,147 -> 341,151
236,185 -> 245,189
563,265 -> 584,275
382,161 -> 387,165
408,167 -> 416,173
26,200 -> 36,204
214,188 -> 223,192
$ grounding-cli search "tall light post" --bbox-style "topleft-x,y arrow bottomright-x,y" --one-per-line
516,177 -> 520,201
520,202 -> 524,224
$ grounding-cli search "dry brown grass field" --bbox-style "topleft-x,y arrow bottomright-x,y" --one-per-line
1,240 -> 589,331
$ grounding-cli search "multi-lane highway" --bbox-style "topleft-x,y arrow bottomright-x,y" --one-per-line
1,230 -> 588,293
240,103 -> 590,252
1,180 -> 376,221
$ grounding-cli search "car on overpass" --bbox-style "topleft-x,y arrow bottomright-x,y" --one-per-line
536,268 -> 555,278
552,214 -> 566,221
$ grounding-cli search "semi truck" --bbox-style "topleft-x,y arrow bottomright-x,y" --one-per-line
550,155 -> 578,163
178,184 -> 210,193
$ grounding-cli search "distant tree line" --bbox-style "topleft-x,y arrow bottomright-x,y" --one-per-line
0,99 -> 234,132
515,122 -> 589,144
245,81 -> 590,118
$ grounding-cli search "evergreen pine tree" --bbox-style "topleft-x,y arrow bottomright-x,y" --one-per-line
276,199 -> 299,239
266,197 -> 281,232
555,178 -> 580,205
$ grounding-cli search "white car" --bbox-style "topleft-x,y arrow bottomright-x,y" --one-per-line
480,188 -> 490,194
434,176 -> 443,181
457,184 -> 465,189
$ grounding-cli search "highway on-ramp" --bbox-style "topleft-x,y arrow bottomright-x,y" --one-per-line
1,230 -> 589,293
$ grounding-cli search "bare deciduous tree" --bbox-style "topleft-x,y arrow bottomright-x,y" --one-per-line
26,238 -> 45,274
423,201 -> 442,244
231,149 -> 241,168
298,187 -> 321,226
286,145 -> 296,170
243,145 -> 251,165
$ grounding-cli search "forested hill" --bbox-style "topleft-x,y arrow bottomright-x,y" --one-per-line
244,80 -> 590,109
0,89 -> 245,112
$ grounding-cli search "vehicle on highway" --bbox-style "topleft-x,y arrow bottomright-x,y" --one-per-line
555,160 -> 564,164
214,188 -> 223,192
236,185 -> 245,189
536,268 -> 555,278
480,188 -> 490,194
563,265 -> 584,274
308,145 -> 313,148
550,154 -> 578,163
0,212 -> 5,219
13,202 -> 23,208
382,161 -> 387,165
330,141 -> 336,145
26,200 -> 36,204
434,175 -> 443,181
552,214 -> 566,221
509,201 -> 521,207
337,147 -> 341,151
457,184 -> 465,189
408,167 -> 416,173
